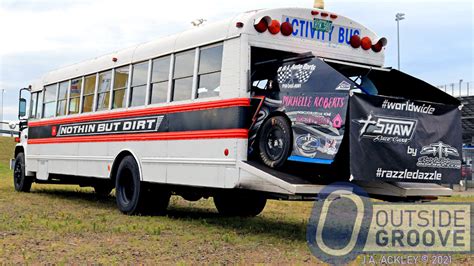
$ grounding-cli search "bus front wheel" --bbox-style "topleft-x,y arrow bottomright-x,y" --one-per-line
115,155 -> 170,215
214,191 -> 267,217
13,152 -> 32,192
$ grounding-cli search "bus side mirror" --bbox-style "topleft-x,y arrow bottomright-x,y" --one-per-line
18,98 -> 27,118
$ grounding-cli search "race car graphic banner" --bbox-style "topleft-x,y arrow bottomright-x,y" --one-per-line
283,93 -> 348,162
251,57 -> 355,163
349,93 -> 462,183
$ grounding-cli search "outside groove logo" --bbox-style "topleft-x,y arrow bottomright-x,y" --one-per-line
353,113 -> 417,144
307,183 -> 472,265
416,141 -> 461,169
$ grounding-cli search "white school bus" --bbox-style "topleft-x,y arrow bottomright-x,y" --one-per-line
13,7 -> 459,216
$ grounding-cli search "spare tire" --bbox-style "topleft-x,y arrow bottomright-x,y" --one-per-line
258,116 -> 292,169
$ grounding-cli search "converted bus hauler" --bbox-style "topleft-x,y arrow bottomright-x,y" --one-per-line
13,7 -> 460,216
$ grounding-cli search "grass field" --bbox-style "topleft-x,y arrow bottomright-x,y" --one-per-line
0,136 -> 473,264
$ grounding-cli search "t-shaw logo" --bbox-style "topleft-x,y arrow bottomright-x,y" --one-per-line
56,116 -> 163,137
354,113 -> 417,144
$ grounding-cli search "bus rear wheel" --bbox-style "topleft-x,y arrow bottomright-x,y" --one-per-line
13,152 -> 32,192
258,116 -> 292,169
214,191 -> 267,217
115,155 -> 170,215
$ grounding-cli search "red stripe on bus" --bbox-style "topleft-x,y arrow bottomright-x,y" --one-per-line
28,98 -> 250,127
27,129 -> 248,144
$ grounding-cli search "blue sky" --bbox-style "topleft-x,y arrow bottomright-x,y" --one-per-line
0,0 -> 472,121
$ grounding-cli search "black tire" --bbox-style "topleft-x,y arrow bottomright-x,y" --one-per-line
214,191 -> 267,217
115,156 -> 144,214
93,183 -> 113,197
115,155 -> 170,215
13,153 -> 32,192
258,116 -> 292,169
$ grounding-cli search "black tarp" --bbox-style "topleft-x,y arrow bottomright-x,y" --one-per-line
349,93 -> 462,184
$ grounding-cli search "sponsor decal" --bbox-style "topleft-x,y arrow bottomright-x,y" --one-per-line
320,138 -> 338,155
416,141 -> 461,169
294,133 -> 338,157
335,80 -> 352,91
277,63 -> 316,89
282,95 -> 345,109
296,134 -> 321,153
295,113 -> 332,127
294,112 -> 343,128
375,167 -> 442,181
56,116 -> 163,137
382,99 -> 435,114
354,113 -> 417,144
332,113 -> 343,128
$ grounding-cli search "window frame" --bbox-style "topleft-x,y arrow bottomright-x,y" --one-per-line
112,65 -> 130,109
68,77 -> 83,115
150,55 -> 172,105
42,83 -> 58,118
56,81 -> 69,117
96,70 -> 113,111
29,91 -> 38,119
82,73 -> 98,114
129,61 -> 150,107
196,43 -> 223,99
171,49 -> 196,102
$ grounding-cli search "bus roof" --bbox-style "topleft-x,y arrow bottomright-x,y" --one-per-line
31,7 -> 385,92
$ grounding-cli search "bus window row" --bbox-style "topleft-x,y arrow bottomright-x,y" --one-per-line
30,43 -> 223,119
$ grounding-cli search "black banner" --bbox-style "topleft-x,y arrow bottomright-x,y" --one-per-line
349,93 -> 462,183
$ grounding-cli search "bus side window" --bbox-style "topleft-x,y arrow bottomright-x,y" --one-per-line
113,66 -> 129,109
130,61 -> 148,107
96,71 -> 112,111
36,90 -> 43,119
83,74 -> 96,113
42,84 -> 57,118
68,78 -> 82,115
172,50 -> 195,101
56,81 -> 69,116
197,43 -> 222,99
150,56 -> 170,104
29,92 -> 38,119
